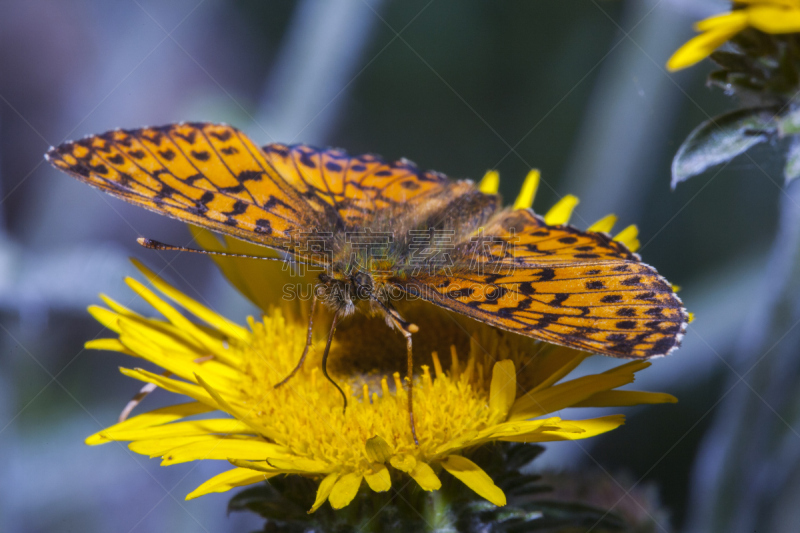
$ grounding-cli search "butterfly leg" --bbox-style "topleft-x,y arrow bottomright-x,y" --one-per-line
401,328 -> 420,446
274,295 -> 318,389
320,312 -> 348,413
371,299 -> 421,445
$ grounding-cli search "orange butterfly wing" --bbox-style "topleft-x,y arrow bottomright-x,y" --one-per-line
46,123 -> 311,250
260,143 -> 476,227
395,210 -> 687,359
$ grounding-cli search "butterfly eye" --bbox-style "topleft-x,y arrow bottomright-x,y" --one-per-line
353,272 -> 373,290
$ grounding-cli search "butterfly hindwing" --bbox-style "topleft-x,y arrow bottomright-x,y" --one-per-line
260,143 -> 475,228
479,209 -> 638,264
398,261 -> 685,358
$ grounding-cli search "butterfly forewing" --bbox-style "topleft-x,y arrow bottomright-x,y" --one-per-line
46,123 -> 310,250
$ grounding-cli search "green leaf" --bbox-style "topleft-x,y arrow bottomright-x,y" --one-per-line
672,107 -> 779,188
785,136 -> 800,184
778,108 -> 800,136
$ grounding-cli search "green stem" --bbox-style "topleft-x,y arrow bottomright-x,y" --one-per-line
424,489 -> 457,533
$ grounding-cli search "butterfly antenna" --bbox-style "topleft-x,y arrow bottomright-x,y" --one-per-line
320,313 -> 348,414
137,237 -> 313,265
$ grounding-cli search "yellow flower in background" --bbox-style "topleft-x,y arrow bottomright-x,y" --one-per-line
83,172 -> 675,512
668,0 -> 800,71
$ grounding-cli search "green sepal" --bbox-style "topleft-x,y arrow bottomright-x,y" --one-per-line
671,107 -> 779,188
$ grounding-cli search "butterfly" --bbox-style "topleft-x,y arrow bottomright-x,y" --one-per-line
46,122 -> 687,443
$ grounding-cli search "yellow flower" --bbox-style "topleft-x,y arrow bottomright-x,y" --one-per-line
84,170 -> 674,512
668,1 -> 800,71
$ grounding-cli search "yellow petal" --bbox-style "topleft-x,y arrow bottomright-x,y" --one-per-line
688,312 -> 696,323
434,429 -> 480,456
228,459 -> 276,473
309,473 -> 339,513
409,461 -> 442,491
118,331 -> 237,392
543,195 -> 579,225
512,169 -> 540,210
117,335 -> 204,387
477,418 -> 566,443
265,456 -> 334,474
435,418 -> 570,453
329,472 -> 363,509
748,6 -> 800,33
186,467 -> 273,500
695,10 -> 749,31
441,455 -> 506,506
100,418 -> 253,441
194,374 -> 281,441
573,390 -> 678,408
132,258 -> 250,341
119,368 -> 221,413
667,18 -> 748,71
489,360 -> 516,421
389,454 -> 416,473
85,338 -> 129,353
117,315 -> 202,356
190,225 -> 263,308
364,464 -> 392,492
504,415 -> 625,442
129,435 -> 216,457
99,294 -> 140,317
86,401 -> 213,445
613,224 -> 639,252
587,214 -> 617,234
88,305 -> 122,334
159,438 -> 288,465
509,361 -> 649,420
124,277 -> 236,365
478,170 -> 500,194
528,349 -> 592,394
365,435 -> 393,463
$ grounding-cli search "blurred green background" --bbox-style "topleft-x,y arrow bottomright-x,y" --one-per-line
0,0 -> 790,531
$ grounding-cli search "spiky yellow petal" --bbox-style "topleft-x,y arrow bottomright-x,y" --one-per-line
186,467 -> 275,500
441,456 -> 506,506
489,360 -> 517,421
543,195 -> 579,225
587,214 -> 617,233
478,170 -> 500,194
512,169 -> 540,210
613,224 -> 640,252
